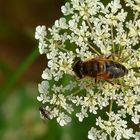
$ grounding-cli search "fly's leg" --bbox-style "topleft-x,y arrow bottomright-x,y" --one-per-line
105,79 -> 122,88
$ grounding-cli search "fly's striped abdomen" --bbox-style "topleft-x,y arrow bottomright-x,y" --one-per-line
106,61 -> 128,79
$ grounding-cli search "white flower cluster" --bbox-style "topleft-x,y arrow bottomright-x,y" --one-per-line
88,112 -> 135,140
35,0 -> 140,139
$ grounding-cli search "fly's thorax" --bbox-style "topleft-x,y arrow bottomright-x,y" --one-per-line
82,60 -> 99,77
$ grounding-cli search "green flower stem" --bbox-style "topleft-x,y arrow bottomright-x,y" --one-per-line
72,89 -> 81,96
58,46 -> 69,52
111,25 -> 115,53
86,19 -> 93,32
0,48 -> 39,104
109,98 -> 113,113
109,134 -> 112,140
87,42 -> 102,55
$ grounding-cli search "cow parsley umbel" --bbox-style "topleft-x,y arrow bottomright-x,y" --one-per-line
35,0 -> 140,139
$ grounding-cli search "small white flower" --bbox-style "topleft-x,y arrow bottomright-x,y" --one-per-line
131,113 -> 140,124
64,81 -> 77,91
117,9 -> 127,22
37,94 -> 44,102
108,0 -> 122,14
38,40 -> 48,54
71,96 -> 83,106
58,51 -> 74,74
37,94 -> 50,103
61,2 -> 73,15
57,112 -> 71,126
55,18 -> 68,29
68,19 -> 78,30
35,25 -> 47,40
82,94 -> 98,114
135,132 -> 140,140
76,107 -> 88,122
41,68 -> 53,80
88,127 -> 98,140
49,107 -> 59,119
122,128 -> 134,139
52,84 -> 64,93
38,80 -> 49,94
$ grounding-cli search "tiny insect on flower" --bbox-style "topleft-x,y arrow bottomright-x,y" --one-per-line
39,106 -> 50,120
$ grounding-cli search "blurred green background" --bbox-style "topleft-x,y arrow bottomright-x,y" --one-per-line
0,0 -> 93,140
